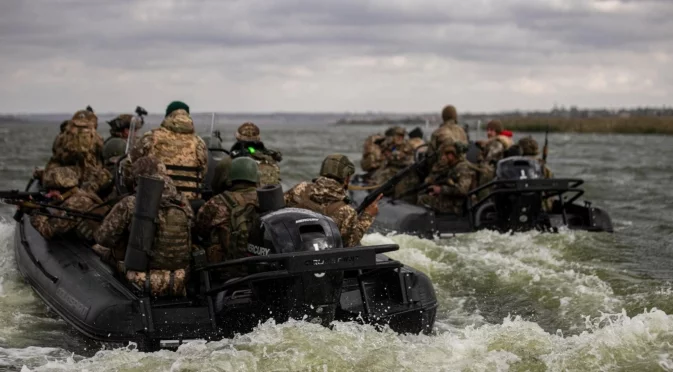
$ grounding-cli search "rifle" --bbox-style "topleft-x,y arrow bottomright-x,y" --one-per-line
542,122 -> 549,163
355,156 -> 430,214
0,190 -> 104,222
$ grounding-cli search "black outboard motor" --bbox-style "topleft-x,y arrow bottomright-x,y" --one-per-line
244,208 -> 345,326
124,176 -> 164,271
492,157 -> 549,231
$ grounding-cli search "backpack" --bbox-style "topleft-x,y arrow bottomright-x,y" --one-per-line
219,191 -> 260,261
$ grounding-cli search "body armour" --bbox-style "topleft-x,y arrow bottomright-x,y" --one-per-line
131,109 -> 207,199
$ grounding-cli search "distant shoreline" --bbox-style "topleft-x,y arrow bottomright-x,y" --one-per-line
332,116 -> 673,135
501,116 -> 673,135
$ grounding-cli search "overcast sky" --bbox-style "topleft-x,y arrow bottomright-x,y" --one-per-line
1,0 -> 671,114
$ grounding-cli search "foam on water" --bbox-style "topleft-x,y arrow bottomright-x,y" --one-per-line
15,309 -> 673,372
363,231 -> 622,333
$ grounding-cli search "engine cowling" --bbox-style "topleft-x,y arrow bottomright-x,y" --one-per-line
247,208 -> 343,256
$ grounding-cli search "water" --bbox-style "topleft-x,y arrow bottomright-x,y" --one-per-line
1,115 -> 672,371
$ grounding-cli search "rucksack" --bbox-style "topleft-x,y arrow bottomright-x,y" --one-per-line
219,191 -> 259,260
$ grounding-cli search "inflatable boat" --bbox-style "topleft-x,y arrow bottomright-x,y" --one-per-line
12,179 -> 438,351
350,156 -> 613,238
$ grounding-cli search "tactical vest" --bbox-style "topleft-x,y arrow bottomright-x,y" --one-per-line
146,128 -> 203,199
150,199 -> 192,271
250,152 -> 281,186
292,184 -> 347,220
216,191 -> 259,261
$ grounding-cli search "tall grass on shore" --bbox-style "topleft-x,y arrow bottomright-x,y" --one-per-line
501,116 -> 673,135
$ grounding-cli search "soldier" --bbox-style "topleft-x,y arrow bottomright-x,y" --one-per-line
479,119 -> 513,166
374,126 -> 414,184
284,154 -> 381,247
130,101 -> 207,200
229,122 -> 282,186
102,114 -> 142,174
30,166 -> 108,240
408,127 -> 426,151
519,136 -> 553,179
195,157 -> 260,272
94,156 -> 193,297
360,133 -> 385,174
417,141 -> 477,215
51,107 -> 104,168
427,105 -> 468,166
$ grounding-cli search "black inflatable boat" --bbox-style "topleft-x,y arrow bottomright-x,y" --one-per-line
12,181 -> 438,351
350,156 -> 613,238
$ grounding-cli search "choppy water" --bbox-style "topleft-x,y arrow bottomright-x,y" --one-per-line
1,114 -> 672,371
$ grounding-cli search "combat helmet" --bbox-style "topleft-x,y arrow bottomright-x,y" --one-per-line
71,108 -> 98,128
319,154 -> 355,183
229,157 -> 260,184
441,105 -> 458,122
102,137 -> 127,161
518,136 -> 539,156
236,122 -> 261,142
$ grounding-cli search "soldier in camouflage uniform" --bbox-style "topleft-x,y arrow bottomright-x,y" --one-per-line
229,122 -> 282,186
285,154 -> 381,247
51,108 -> 104,168
94,156 -> 193,297
30,166 -> 109,240
408,127 -> 426,151
371,127 -> 418,201
373,126 -> 414,183
479,120 -> 513,166
427,105 -> 468,167
360,133 -> 385,174
38,108 -> 111,196
102,114 -> 142,174
131,102 -> 207,200
519,136 -> 553,179
195,157 -> 260,276
417,141 -> 477,215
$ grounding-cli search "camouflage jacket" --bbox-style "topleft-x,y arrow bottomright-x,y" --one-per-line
482,135 -> 513,165
94,179 -> 193,265
131,109 -> 207,199
41,162 -> 112,196
284,177 -> 374,247
31,188 -> 103,239
250,151 -> 281,186
429,121 -> 468,154
408,137 -> 426,151
418,160 -> 477,215
195,184 -> 258,264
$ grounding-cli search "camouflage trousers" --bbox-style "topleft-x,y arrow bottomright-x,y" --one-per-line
126,269 -> 188,297
417,194 -> 464,216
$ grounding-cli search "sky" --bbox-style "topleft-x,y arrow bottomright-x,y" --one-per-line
1,0 -> 672,114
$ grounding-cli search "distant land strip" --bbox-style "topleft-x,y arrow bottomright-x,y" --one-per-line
501,116 -> 673,135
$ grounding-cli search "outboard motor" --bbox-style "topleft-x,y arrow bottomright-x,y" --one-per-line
244,208 -> 345,326
124,176 -> 164,272
492,157 -> 549,231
